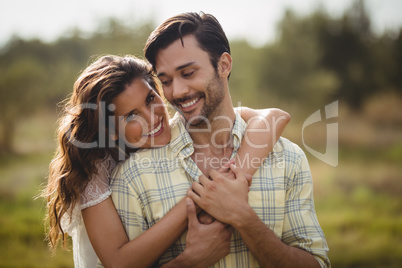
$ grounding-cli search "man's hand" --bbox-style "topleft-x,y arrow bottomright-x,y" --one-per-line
164,198 -> 232,268
188,164 -> 251,226
217,159 -> 252,188
197,210 -> 214,225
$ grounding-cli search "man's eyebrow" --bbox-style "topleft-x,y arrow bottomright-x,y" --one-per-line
157,61 -> 196,78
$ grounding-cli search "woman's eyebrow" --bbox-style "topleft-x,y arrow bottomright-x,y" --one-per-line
122,90 -> 153,118
122,108 -> 137,118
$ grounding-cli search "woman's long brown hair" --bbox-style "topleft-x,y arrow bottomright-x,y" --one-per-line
42,55 -> 160,251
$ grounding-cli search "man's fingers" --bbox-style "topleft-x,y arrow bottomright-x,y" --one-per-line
217,160 -> 230,173
192,180 -> 205,196
245,173 -> 253,187
209,169 -> 226,181
187,188 -> 203,211
224,170 -> 236,180
198,174 -> 210,185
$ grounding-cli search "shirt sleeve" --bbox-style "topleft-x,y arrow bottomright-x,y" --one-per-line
109,161 -> 149,241
282,149 -> 331,268
80,156 -> 116,210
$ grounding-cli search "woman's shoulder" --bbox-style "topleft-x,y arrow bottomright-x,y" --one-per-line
94,154 -> 117,175
80,154 -> 116,209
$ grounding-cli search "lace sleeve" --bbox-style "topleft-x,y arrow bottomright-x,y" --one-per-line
61,155 -> 117,235
80,155 -> 117,210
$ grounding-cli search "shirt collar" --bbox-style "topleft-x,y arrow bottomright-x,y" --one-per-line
231,111 -> 247,157
169,113 -> 194,158
169,111 -> 247,159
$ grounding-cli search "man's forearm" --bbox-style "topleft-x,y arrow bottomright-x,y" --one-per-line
233,206 -> 321,268
160,251 -> 196,268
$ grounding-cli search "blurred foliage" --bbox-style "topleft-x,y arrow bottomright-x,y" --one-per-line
0,0 -> 401,267
0,18 -> 154,153
258,0 -> 402,111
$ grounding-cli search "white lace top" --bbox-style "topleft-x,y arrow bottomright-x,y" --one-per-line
60,155 -> 117,268
80,156 -> 116,210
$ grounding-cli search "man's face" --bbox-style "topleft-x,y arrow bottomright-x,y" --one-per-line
155,35 -> 225,126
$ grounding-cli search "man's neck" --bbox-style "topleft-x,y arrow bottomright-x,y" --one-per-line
188,106 -> 236,175
189,105 -> 235,148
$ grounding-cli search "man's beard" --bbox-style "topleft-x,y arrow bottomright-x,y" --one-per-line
172,73 -> 225,127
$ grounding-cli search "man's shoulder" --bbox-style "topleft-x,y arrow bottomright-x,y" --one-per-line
267,138 -> 311,185
274,137 -> 305,157
268,137 -> 309,170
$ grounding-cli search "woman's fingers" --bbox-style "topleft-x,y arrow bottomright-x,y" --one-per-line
217,158 -> 236,173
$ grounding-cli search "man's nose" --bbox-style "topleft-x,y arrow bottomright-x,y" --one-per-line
172,78 -> 190,101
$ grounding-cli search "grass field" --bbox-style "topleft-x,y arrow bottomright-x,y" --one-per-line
0,108 -> 401,267
0,112 -> 74,268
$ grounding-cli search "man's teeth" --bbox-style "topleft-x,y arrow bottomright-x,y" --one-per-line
181,98 -> 199,108
145,121 -> 162,136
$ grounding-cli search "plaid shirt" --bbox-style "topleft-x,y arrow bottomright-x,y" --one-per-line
110,112 -> 330,267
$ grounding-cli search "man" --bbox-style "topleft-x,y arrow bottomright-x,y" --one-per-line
111,12 -> 330,267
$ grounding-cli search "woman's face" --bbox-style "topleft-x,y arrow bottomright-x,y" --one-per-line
112,78 -> 171,149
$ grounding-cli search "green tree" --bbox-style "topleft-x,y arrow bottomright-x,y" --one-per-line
0,56 -> 47,153
318,0 -> 377,109
258,9 -> 338,109
229,40 -> 263,107
391,29 -> 402,92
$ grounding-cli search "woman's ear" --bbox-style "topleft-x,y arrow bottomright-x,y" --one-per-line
109,128 -> 119,141
218,52 -> 232,79
111,134 -> 119,141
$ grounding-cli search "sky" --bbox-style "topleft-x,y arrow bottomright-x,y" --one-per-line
1,0 -> 402,48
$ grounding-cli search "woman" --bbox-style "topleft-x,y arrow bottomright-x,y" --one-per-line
42,55 -> 290,267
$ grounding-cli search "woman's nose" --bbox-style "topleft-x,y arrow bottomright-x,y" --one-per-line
144,104 -> 162,126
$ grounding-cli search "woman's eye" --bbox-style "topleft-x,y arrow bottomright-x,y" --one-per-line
146,94 -> 156,105
125,113 -> 137,122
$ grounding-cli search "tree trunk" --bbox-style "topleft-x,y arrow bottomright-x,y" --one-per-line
0,121 -> 15,154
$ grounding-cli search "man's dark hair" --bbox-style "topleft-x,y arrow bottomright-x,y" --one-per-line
144,12 -> 230,72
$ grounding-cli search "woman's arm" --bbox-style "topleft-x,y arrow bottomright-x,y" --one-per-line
82,197 -> 188,268
235,107 -> 290,175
